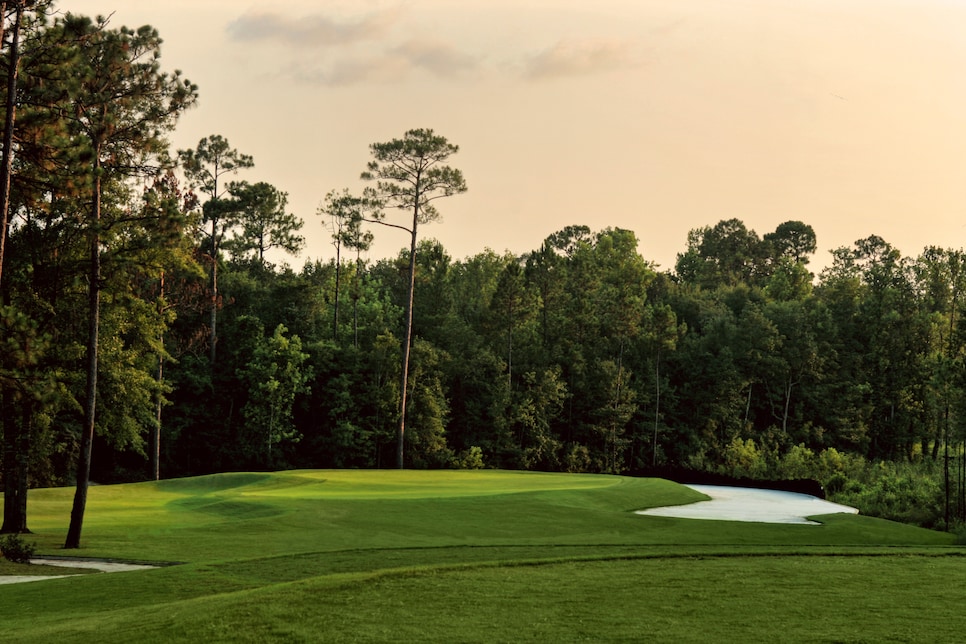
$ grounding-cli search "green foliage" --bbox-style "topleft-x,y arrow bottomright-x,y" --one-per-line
0,533 -> 36,564
224,180 -> 304,265
361,128 -> 468,226
719,437 -> 768,479
675,218 -> 767,289
178,134 -> 254,202
404,339 -> 453,468
953,521 -> 966,545
831,460 -> 946,529
509,368 -> 566,469
93,295 -> 170,454
237,324 -> 311,467
825,472 -> 848,495
763,220 -> 817,265
452,445 -> 484,469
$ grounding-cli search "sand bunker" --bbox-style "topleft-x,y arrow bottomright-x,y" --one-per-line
636,484 -> 858,524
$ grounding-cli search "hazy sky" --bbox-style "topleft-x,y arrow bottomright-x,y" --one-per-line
62,0 -> 966,273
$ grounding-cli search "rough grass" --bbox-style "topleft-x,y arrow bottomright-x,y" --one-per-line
2,470 -> 962,642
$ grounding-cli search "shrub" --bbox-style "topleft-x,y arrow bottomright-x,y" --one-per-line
829,460 -> 946,529
824,472 -> 848,495
564,444 -> 592,473
776,444 -> 816,480
953,522 -> 966,546
0,533 -> 37,564
815,447 -> 853,480
719,437 -> 768,479
453,446 -> 485,470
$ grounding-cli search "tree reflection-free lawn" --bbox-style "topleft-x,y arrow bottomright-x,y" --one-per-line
1,470 -> 961,642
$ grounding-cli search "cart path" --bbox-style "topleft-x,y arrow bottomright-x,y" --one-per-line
0,558 -> 159,585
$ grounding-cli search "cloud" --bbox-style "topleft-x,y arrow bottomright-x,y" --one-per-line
391,40 -> 480,78
226,7 -> 402,48
523,38 -> 637,80
292,39 -> 479,86
227,7 -> 479,86
229,10 -> 633,87
301,55 -> 411,87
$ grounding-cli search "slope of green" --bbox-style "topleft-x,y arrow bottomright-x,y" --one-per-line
2,470 -> 962,642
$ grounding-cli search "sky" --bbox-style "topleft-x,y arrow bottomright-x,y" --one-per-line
61,0 -> 966,273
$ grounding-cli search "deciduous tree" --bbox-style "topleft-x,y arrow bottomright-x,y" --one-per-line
238,323 -> 310,468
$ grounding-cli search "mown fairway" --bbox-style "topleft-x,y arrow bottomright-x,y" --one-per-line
1,470 -> 963,642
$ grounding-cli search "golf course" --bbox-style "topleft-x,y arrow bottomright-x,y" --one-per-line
1,470 -> 964,642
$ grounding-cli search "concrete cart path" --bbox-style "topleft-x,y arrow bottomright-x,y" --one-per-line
0,558 -> 158,585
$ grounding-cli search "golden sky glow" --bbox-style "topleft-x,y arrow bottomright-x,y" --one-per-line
63,0 -> 966,272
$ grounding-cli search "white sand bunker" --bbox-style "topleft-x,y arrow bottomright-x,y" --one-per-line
636,484 -> 858,525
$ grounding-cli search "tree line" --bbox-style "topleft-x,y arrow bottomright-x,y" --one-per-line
1,4 -> 965,543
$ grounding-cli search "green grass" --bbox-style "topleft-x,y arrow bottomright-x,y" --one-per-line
2,470 -> 963,642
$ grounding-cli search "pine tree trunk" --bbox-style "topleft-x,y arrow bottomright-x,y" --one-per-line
652,350 -> 660,467
745,383 -> 753,424
153,354 -> 162,481
1,389 -> 28,534
396,221 -> 418,469
612,337 -> 625,473
153,272 -> 164,481
13,398 -> 29,532
333,238 -> 341,341
1,389 -> 14,531
0,3 -> 22,288
209,217 -> 218,366
944,408 -> 950,528
353,251 -> 362,349
960,442 -> 965,522
1,396 -> 30,534
506,314 -> 513,393
65,161 -> 102,549
783,380 -> 793,435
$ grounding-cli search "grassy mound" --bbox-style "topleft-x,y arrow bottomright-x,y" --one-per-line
2,470 -> 962,642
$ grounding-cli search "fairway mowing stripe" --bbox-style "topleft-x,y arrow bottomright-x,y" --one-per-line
133,550 -> 966,605
188,543 -> 966,582
194,547 -> 966,593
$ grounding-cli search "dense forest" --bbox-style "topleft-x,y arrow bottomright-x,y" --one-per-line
1,4 -> 964,540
